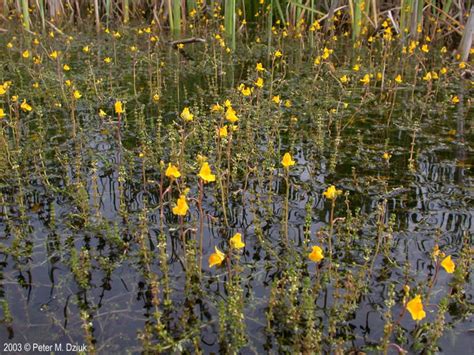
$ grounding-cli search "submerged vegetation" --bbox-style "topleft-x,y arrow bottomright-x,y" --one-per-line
0,0 -> 472,353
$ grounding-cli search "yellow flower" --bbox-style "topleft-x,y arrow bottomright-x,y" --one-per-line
115,101 -> 124,114
360,74 -> 370,85
281,152 -> 295,168
211,103 -> 223,112
22,50 -> 30,58
353,64 -> 360,72
153,94 -> 160,102
73,90 -> 82,99
321,47 -> 333,60
165,163 -> 181,179
0,87 -> 6,96
20,99 -> 32,112
323,185 -> 342,200
224,99 -> 232,108
198,162 -> 216,183
395,74 -> 402,83
63,64 -> 71,71
256,62 -> 264,71
272,95 -> 281,104
219,125 -> 228,138
82,45 -> 90,53
225,106 -> 238,123
172,195 -> 189,216
255,77 -> 264,88
240,85 -> 252,96
459,62 -> 466,69
274,50 -> 282,58
230,233 -> 245,249
284,100 -> 292,108
180,107 -> 194,121
130,46 -> 137,52
440,67 -> 447,75
441,255 -> 455,273
340,75 -> 349,83
99,109 -> 107,118
50,51 -> 58,59
308,246 -> 324,262
406,295 -> 426,321
383,152 -> 391,161
310,20 -> 321,31
209,246 -> 225,267
177,43 -> 184,49
421,44 -> 429,53
104,57 -> 112,63
32,82 -> 39,89
6,42 -> 13,49
423,72 -> 432,81
451,96 -> 460,104
0,109 -> 5,119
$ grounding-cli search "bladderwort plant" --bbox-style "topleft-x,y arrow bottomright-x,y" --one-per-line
0,2 -> 471,353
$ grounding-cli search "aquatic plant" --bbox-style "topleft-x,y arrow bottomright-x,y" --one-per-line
0,2 -> 471,353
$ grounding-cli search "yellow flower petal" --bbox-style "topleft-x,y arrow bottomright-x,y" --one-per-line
309,246 -> 324,262
230,233 -> 245,249
323,185 -> 342,200
115,101 -> 124,114
180,107 -> 194,121
209,246 -> 225,267
165,163 -> 181,179
172,195 -> 188,216
406,295 -> 426,321
441,255 -> 455,273
20,99 -> 32,112
281,152 -> 295,168
198,162 -> 216,183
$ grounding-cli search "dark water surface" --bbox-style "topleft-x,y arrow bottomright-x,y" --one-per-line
0,35 -> 472,353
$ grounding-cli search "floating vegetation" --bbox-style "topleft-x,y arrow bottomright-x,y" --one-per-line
0,0 -> 472,353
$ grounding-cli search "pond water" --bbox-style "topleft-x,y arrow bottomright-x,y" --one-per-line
0,30 -> 472,353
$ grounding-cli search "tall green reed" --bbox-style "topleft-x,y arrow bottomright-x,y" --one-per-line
20,0 -> 30,31
225,0 -> 236,50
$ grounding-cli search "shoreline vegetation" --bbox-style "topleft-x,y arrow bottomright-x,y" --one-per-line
1,1 -> 473,58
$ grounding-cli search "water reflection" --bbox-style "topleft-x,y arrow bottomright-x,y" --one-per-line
0,79 -> 472,355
